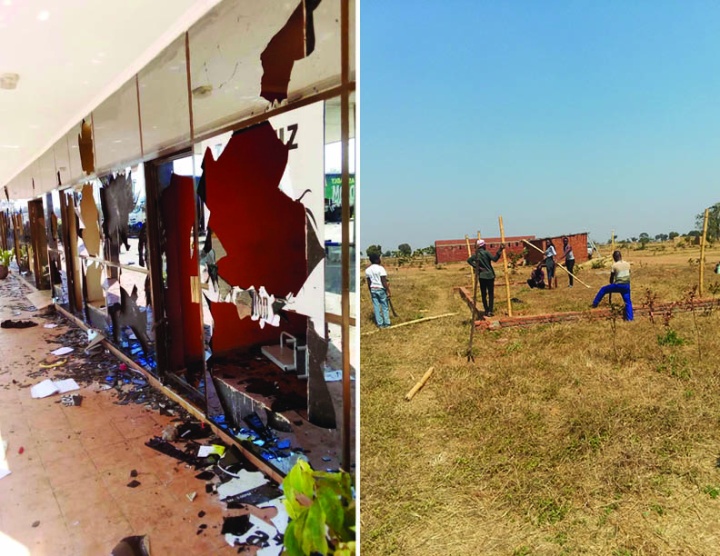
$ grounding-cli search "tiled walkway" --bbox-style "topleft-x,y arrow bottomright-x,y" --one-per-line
0,283 -> 242,554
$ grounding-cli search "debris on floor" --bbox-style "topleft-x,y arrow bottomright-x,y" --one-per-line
1,319 -> 38,329
110,535 -> 151,556
60,394 -> 83,407
50,346 -> 74,356
30,378 -> 80,399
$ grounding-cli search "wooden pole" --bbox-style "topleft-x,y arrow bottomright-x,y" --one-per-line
522,239 -> 591,288
611,230 -> 615,252
465,235 -> 473,284
362,312 -> 457,336
498,216 -> 512,317
405,367 -> 435,401
699,208 -> 709,296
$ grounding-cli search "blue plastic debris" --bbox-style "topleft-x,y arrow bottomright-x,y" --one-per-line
276,439 -> 291,450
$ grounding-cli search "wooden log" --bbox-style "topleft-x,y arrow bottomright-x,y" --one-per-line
405,367 -> 435,401
362,313 -> 457,336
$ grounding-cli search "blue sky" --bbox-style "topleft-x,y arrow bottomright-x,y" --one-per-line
360,1 -> 720,252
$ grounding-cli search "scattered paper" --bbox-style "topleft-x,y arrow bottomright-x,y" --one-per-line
217,470 -> 268,500
259,497 -> 289,534
0,440 -> 10,480
43,323 -> 58,329
54,378 -> 80,394
224,514 -> 279,550
198,444 -> 226,458
31,378 -> 81,399
186,491 -> 197,502
50,347 -> 74,356
31,379 -> 60,399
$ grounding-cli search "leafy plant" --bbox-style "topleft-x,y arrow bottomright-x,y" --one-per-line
0,249 -> 12,267
591,259 -> 607,269
282,459 -> 356,556
657,329 -> 685,347
702,485 -> 719,499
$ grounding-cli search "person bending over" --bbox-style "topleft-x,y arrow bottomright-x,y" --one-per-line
591,250 -> 633,321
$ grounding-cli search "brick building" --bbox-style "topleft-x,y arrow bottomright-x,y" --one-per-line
525,232 -> 589,265
435,235 -> 535,264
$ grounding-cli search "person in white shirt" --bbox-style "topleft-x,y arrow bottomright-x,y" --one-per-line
544,239 -> 557,289
559,236 -> 575,287
591,250 -> 633,321
365,253 -> 392,328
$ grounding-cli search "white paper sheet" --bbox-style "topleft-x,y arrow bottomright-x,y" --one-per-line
217,470 -> 268,500
31,379 -> 60,399
50,346 -> 74,356
259,497 -> 289,534
43,323 -> 58,329
54,379 -> 80,394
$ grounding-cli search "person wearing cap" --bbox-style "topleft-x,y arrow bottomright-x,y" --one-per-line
467,239 -> 505,317
365,253 -> 392,328
591,250 -> 633,321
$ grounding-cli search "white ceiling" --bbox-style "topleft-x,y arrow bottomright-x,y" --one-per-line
0,0 -> 221,189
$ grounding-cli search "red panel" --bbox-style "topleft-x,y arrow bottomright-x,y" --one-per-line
161,174 -> 204,369
203,122 -> 307,298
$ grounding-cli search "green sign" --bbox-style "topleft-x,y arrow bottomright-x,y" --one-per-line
325,174 -> 355,207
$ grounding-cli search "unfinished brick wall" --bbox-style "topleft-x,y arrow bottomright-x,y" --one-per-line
525,233 -> 589,265
435,235 -> 535,264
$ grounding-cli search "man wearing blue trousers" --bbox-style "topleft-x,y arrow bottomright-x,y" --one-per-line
591,250 -> 633,321
366,253 -> 392,328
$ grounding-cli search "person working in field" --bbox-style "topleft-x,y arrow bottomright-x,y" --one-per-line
467,239 -> 505,317
591,250 -> 633,321
527,262 -> 546,289
366,253 -> 392,328
559,236 -> 575,287
544,238 -> 557,289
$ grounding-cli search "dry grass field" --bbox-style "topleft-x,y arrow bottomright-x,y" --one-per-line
360,243 -> 720,555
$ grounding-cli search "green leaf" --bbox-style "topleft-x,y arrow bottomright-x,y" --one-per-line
283,460 -> 316,520
282,520 -> 304,556
301,499 -> 329,555
317,486 -> 344,537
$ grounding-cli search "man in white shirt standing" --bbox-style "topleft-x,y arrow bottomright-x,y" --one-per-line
366,253 -> 392,328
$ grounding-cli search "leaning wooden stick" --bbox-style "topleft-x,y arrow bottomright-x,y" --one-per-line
522,239 -> 591,288
699,207 -> 709,296
465,234 -> 473,284
405,367 -> 435,401
498,216 -> 512,317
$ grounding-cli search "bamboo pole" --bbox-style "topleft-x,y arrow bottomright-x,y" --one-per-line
404,367 -> 435,401
522,239 -> 591,288
362,313 -> 457,336
498,216 -> 512,316
465,235 -> 473,284
699,208 -> 709,296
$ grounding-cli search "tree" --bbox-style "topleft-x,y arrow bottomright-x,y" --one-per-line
696,202 -> 720,242
383,250 -> 392,257
687,230 -> 701,237
398,243 -> 412,257
638,232 -> 650,250
366,245 -> 382,258
655,233 -> 668,242
424,245 -> 436,255
669,231 -> 679,240
631,237 -> 638,243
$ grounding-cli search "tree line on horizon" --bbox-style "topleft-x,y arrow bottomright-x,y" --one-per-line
364,203 -> 720,258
